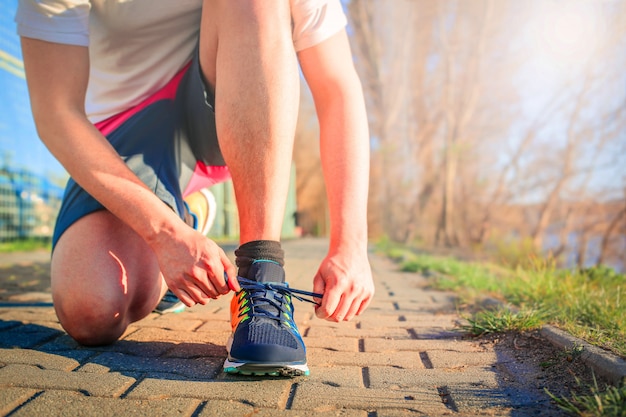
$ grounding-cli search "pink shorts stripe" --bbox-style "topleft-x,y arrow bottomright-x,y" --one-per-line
93,62 -> 230,198
94,62 -> 191,137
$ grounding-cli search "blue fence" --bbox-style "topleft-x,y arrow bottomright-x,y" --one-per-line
0,168 -> 64,240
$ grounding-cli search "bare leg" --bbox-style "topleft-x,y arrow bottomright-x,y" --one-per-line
51,211 -> 167,346
199,0 -> 299,243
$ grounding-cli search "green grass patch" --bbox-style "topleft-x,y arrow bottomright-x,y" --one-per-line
0,238 -> 51,253
378,242 -> 626,358
461,308 -> 544,336
546,375 -> 626,417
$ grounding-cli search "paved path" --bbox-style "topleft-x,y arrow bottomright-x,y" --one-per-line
0,238 -> 565,416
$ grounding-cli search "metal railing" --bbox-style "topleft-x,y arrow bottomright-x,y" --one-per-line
0,168 -> 64,241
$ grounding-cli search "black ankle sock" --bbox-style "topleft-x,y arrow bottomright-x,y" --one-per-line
235,240 -> 284,278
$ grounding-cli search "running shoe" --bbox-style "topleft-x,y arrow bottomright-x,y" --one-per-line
184,188 -> 217,236
224,260 -> 322,377
154,289 -> 186,314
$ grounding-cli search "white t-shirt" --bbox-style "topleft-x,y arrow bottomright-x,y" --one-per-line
15,0 -> 347,123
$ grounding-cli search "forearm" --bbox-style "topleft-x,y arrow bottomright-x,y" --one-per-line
298,30 -> 374,320
318,76 -> 370,252
37,112 -> 182,246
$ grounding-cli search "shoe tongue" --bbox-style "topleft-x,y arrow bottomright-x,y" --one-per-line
248,260 -> 285,283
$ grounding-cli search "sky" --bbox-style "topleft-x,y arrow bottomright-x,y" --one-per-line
498,0 -> 626,203
0,0 -> 65,179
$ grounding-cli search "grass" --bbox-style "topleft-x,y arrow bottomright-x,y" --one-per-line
377,241 -> 626,358
0,238 -> 51,253
461,308 -> 545,336
546,375 -> 626,417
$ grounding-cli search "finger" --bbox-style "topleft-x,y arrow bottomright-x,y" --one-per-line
330,294 -> 355,322
343,296 -> 364,322
205,261 -> 229,295
221,251 -> 240,292
184,274 -> 216,304
356,293 -> 373,316
172,287 -> 195,307
312,275 -> 325,305
190,266 -> 219,298
225,270 -> 239,292
312,273 -> 327,318
318,285 -> 343,321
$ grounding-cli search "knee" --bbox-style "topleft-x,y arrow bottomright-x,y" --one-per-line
54,296 -> 128,346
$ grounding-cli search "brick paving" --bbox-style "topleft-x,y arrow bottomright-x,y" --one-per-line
0,238 -> 566,416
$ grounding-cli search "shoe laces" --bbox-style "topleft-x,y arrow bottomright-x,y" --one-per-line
236,277 -> 322,324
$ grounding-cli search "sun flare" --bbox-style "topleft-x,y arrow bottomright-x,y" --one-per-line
530,2 -> 600,72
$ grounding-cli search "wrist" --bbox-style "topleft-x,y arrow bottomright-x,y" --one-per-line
140,204 -> 184,251
329,228 -> 368,255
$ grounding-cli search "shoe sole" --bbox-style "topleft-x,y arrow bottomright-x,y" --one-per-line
224,334 -> 309,377
154,304 -> 186,314
223,359 -> 310,377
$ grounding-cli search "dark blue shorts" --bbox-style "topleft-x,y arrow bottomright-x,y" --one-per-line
52,48 -> 229,249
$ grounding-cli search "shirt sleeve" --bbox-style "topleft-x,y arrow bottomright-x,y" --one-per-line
292,0 -> 347,52
15,0 -> 91,47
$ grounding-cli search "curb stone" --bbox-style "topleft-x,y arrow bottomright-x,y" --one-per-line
541,325 -> 626,387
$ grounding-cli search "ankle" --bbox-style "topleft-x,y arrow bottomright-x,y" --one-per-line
235,240 -> 284,278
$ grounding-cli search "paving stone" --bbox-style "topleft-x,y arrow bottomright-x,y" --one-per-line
194,321 -> 233,333
309,349 -> 422,369
163,342 -> 227,359
0,323 -> 63,349
412,328 -> 463,340
78,352 -> 223,380
394,299 -> 458,313
0,364 -> 135,397
0,308 -> 59,324
427,351 -> 499,369
141,316 -> 205,332
198,401 -> 368,416
0,348 -> 80,371
302,336 -> 359,352
363,300 -> 404,314
0,320 -> 21,331
37,334 -> 171,362
364,338 -> 485,353
294,311 -> 315,322
126,377 -> 291,407
0,387 -> 38,416
306,366 -> 365,388
124,327 -> 229,345
89,340 -> 175,358
77,362 -> 115,374
362,313 -> 460,327
9,390 -> 200,417
353,314 -> 405,328
303,320 -> 357,330
367,366 -> 498,389
289,381 -> 449,414
306,326 -> 410,339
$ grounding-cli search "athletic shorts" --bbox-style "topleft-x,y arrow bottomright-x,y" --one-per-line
51,47 -> 231,249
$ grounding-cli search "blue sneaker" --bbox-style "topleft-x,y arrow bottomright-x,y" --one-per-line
224,260 -> 322,377
154,289 -> 186,314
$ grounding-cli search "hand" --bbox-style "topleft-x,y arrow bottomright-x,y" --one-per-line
150,222 -> 239,307
313,247 -> 374,322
